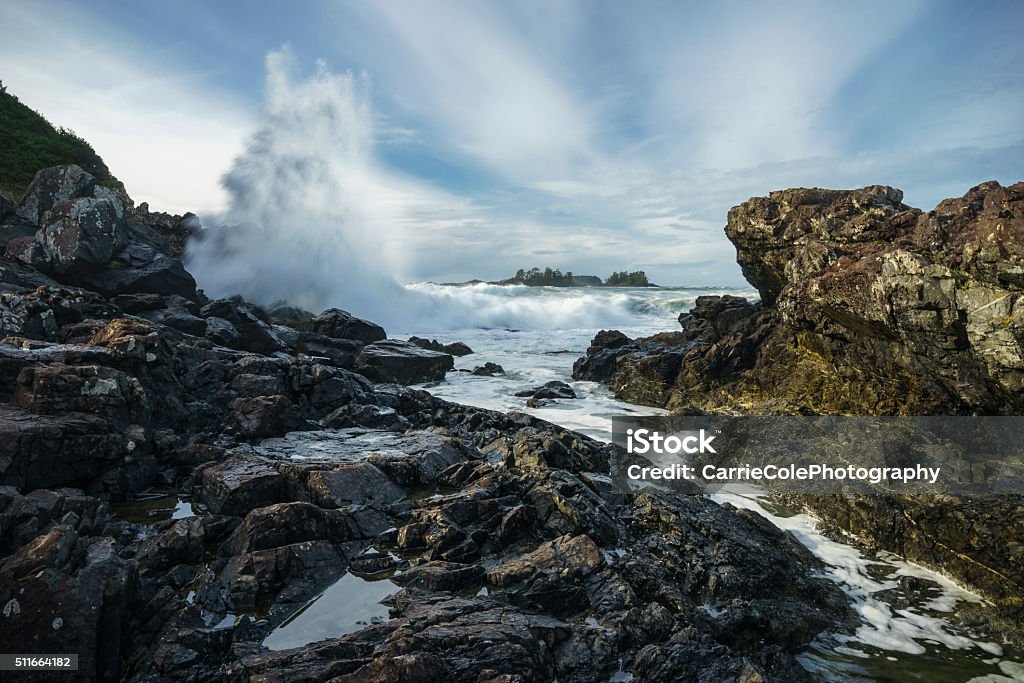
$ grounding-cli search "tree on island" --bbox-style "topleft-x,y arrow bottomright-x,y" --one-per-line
503,267 -> 653,287
605,270 -> 651,286
509,267 -> 575,286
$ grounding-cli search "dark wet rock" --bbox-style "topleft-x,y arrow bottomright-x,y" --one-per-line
296,331 -> 362,369
33,196 -> 127,274
196,456 -> 284,517
305,308 -> 386,344
0,527 -> 136,682
571,329 -> 636,383
0,487 -> 108,555
13,362 -> 148,427
304,464 -> 406,509
15,165 -> 96,225
226,395 -> 307,440
269,305 -> 315,328
0,404 -> 126,490
220,538 -> 345,613
199,298 -> 286,355
515,379 -> 577,400
220,501 -> 355,555
79,244 -> 197,300
139,304 -> 206,336
392,561 -> 484,592
408,335 -> 473,356
487,533 -> 603,617
0,341 -> 117,400
240,429 -> 474,488
321,403 -> 410,430
791,493 -> 1024,609
471,361 -> 504,376
137,517 -> 205,571
357,339 -> 454,384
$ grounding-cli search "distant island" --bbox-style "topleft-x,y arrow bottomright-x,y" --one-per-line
442,267 -> 656,287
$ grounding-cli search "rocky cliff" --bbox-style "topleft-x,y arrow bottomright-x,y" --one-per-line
574,181 -> 1024,613
577,182 -> 1024,416
0,166 -> 854,681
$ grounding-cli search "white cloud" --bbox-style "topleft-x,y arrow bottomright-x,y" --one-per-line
0,1 -> 252,213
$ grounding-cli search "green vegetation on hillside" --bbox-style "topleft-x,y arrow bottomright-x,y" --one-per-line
0,80 -> 121,200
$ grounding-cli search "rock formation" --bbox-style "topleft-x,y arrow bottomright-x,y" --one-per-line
574,181 -> 1024,614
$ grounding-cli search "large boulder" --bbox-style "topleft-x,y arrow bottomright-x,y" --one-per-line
357,340 -> 453,384
585,181 -> 1024,417
305,308 -> 386,344
199,298 -> 287,355
0,528 -> 136,682
0,404 -> 127,491
79,242 -> 198,300
34,197 -> 127,274
15,165 -> 96,225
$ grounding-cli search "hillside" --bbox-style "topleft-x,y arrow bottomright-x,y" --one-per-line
0,81 -> 121,200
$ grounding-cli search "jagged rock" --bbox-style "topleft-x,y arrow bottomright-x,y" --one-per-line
408,335 -> 473,356
15,165 -> 96,225
583,182 -> 1024,416
357,339 -> 454,384
196,456 -> 283,517
0,528 -> 136,682
13,363 -> 148,428
227,395 -> 307,440
200,298 -> 286,355
321,403 -> 410,430
137,517 -> 205,571
79,242 -> 198,300
514,380 -> 576,400
0,487 -> 108,555
0,404 -> 126,490
571,329 -> 636,383
31,196 -> 127,275
296,331 -> 362,369
305,308 -> 386,344
304,463 -> 406,509
471,362 -> 504,376
269,305 -> 315,328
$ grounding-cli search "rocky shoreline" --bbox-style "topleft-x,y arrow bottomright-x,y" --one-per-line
0,166 -> 859,681
2,167 -> 1021,680
574,182 -> 1024,623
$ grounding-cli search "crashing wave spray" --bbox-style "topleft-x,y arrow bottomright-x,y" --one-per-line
186,49 -> 745,332
186,48 -> 412,323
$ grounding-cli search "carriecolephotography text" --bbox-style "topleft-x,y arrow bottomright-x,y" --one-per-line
1,2 -> 1023,682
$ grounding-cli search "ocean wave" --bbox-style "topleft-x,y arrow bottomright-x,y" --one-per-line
398,282 -> 758,332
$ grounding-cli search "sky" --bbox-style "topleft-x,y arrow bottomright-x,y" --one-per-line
1,0 -> 1022,286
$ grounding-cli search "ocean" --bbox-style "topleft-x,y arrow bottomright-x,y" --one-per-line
399,283 -> 1024,683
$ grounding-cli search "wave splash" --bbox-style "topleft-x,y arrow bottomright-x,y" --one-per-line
399,282 -> 756,332
185,48 -> 413,320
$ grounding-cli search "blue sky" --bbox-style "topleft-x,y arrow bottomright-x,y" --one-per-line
1,0 -> 1022,285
